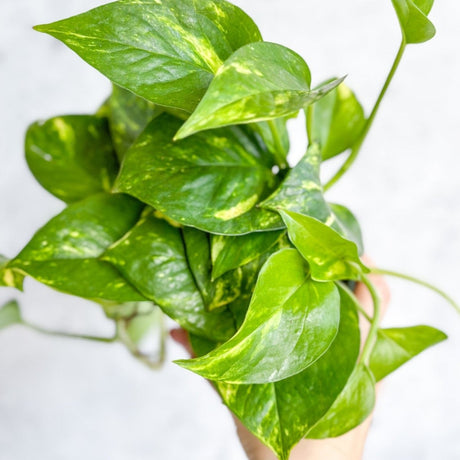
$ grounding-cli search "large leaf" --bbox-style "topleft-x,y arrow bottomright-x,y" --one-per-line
0,300 -> 22,330
34,0 -> 262,112
176,248 -> 340,384
115,113 -> 282,235
191,283 -> 360,460
280,210 -> 368,281
0,256 -> 24,290
211,230 -> 284,279
102,213 -> 235,341
107,85 -> 161,160
182,227 -> 242,311
9,193 -> 145,301
306,364 -> 376,439
25,115 -> 118,203
369,325 -> 447,381
176,41 -> 343,138
391,0 -> 436,44
306,82 -> 365,160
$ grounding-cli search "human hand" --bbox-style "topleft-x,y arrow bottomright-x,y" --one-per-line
171,260 -> 390,460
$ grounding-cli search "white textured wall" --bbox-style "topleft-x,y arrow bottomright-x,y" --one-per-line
0,1 -> 459,459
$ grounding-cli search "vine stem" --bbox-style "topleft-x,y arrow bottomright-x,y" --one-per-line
324,39 -> 407,191
25,322 -> 117,343
267,119 -> 288,169
370,268 -> 460,315
359,275 -> 381,365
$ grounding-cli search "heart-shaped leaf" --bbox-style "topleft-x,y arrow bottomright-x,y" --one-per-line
34,0 -> 262,112
306,364 -> 376,439
9,193 -> 145,301
369,325 -> 447,381
0,300 -> 22,331
25,115 -> 118,203
175,42 -> 343,139
176,248 -> 340,384
306,82 -> 365,160
190,283 -> 360,460
102,213 -> 235,341
391,0 -> 436,44
280,210 -> 369,281
115,113 -> 282,235
329,203 -> 364,255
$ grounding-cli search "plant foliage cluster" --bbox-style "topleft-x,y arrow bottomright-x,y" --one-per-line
0,1 -> 456,458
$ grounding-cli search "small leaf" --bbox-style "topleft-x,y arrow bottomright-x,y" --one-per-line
102,213 -> 235,341
0,300 -> 22,330
182,227 -> 243,311
280,210 -> 369,281
191,283 -> 360,460
34,0 -> 262,112
175,42 -> 343,139
9,193 -> 145,301
176,248 -> 340,384
107,85 -> 161,160
0,255 -> 24,290
306,364 -> 376,439
329,203 -> 364,255
211,230 -> 284,279
306,82 -> 365,160
25,115 -> 119,203
369,325 -> 447,381
391,0 -> 436,44
116,113 -> 283,235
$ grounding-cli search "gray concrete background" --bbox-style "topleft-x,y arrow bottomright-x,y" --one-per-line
0,0 -> 459,458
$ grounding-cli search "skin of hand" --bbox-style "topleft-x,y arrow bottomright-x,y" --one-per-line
170,257 -> 390,460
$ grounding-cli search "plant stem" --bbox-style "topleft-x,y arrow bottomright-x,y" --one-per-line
324,39 -> 407,191
359,275 -> 381,365
25,322 -> 117,343
267,119 -> 288,169
370,268 -> 460,315
338,281 -> 372,322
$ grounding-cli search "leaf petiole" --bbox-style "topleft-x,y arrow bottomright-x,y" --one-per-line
25,322 -> 117,343
370,267 -> 460,315
267,119 -> 288,169
359,275 -> 381,365
324,39 -> 407,191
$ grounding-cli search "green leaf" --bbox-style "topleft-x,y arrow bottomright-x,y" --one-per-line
0,256 -> 25,290
211,230 -> 284,279
391,0 -> 436,44
191,283 -> 360,460
369,325 -> 447,381
329,203 -> 364,255
9,193 -> 145,301
176,248 -> 340,384
102,213 -> 235,341
182,227 -> 243,311
175,42 -> 344,139
306,82 -> 365,160
34,0 -> 262,112
25,115 -> 119,203
306,364 -> 376,439
261,143 -> 340,225
107,85 -> 161,160
115,113 -> 283,235
280,210 -> 368,281
0,300 -> 22,330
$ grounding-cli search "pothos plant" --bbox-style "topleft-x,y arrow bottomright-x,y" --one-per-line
0,0 -> 458,458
